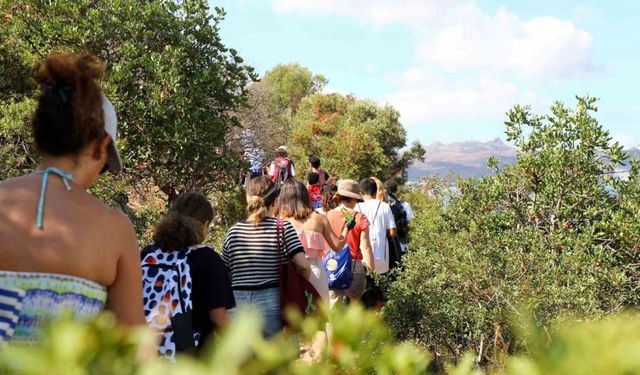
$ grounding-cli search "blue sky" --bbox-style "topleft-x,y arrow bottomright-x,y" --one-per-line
213,0 -> 639,148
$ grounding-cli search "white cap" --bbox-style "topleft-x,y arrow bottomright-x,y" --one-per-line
102,95 -> 123,174
276,145 -> 288,153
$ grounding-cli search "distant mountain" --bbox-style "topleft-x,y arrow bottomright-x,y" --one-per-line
408,138 -> 516,180
407,140 -> 639,181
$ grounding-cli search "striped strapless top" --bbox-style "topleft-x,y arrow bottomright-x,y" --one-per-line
0,271 -> 107,345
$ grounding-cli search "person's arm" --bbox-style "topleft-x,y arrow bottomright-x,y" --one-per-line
292,252 -> 311,280
360,228 -> 375,271
320,214 -> 348,251
209,307 -> 230,327
386,206 -> 398,237
106,216 -> 145,326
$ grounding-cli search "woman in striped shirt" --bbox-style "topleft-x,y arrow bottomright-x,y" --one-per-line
222,176 -> 310,337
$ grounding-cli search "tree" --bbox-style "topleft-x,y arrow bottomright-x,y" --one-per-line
384,96 -> 640,366
263,63 -> 327,115
0,0 -> 255,201
288,93 -> 425,182
227,80 -> 288,173
228,63 -> 329,175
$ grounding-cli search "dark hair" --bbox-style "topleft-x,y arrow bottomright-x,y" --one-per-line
385,180 -> 399,194
328,174 -> 340,185
322,184 -> 338,212
245,176 -> 275,226
359,178 -> 378,197
32,53 -> 107,156
309,155 -> 321,169
308,172 -> 320,185
273,179 -> 314,221
153,192 -> 214,251
333,194 -> 357,205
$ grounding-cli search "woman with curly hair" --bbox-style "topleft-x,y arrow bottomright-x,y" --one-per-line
142,192 -> 234,357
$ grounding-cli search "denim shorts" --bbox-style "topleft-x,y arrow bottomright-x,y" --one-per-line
230,287 -> 282,338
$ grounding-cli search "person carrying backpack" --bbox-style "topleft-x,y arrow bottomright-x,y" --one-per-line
269,146 -> 295,183
307,172 -> 323,209
142,192 -> 235,359
309,155 -> 329,187
325,180 -> 375,307
384,180 -> 413,254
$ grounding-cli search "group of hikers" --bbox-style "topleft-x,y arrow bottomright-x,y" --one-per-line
0,53 -> 414,359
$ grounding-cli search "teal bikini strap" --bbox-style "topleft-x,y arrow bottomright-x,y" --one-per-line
35,167 -> 75,230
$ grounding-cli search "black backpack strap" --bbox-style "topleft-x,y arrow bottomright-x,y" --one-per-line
371,201 -> 382,227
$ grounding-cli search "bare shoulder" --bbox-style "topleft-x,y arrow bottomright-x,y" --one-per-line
0,174 -> 37,193
82,193 -> 137,246
313,211 -> 329,224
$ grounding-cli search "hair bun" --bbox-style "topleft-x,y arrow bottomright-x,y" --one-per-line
76,54 -> 104,80
31,52 -> 107,157
32,53 -> 104,86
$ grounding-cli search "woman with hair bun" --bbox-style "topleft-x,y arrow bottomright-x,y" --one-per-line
222,176 -> 310,337
0,53 -> 144,344
141,192 -> 234,357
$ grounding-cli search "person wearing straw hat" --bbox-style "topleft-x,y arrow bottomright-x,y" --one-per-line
325,179 -> 375,306
268,146 -> 296,184
0,53 -> 145,344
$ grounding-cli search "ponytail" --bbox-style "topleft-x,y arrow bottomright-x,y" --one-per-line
153,212 -> 204,251
246,195 -> 267,226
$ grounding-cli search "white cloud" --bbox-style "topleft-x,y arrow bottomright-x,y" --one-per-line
271,1 -> 595,81
269,0 -> 447,28
612,133 -> 636,149
383,69 -> 542,125
271,0 -> 597,131
417,6 -> 595,80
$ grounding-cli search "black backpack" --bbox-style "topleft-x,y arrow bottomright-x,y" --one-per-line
387,193 -> 408,243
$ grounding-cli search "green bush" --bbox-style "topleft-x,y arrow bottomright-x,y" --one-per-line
0,304 -> 430,375
383,96 -> 640,367
5,304 -> 640,375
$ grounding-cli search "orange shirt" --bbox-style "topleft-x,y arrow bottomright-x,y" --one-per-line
326,207 -> 370,260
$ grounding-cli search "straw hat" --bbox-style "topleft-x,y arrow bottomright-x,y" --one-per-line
335,179 -> 363,201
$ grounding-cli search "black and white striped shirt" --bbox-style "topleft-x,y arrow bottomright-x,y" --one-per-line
222,217 -> 305,290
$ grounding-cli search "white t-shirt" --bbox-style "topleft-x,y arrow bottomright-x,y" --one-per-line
268,159 -> 296,178
400,201 -> 414,252
355,199 -> 396,274
402,201 -> 414,221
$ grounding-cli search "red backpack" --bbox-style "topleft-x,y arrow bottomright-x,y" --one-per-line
271,157 -> 292,183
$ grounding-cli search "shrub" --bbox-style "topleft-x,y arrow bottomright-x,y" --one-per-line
0,304 -> 430,375
383,96 -> 640,367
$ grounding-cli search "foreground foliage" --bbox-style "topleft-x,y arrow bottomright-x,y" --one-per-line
0,304 -> 430,375
4,304 -> 640,375
384,96 -> 640,367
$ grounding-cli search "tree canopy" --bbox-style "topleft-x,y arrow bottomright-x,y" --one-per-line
0,0 -> 255,200
263,63 -> 327,115
289,93 -> 425,182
